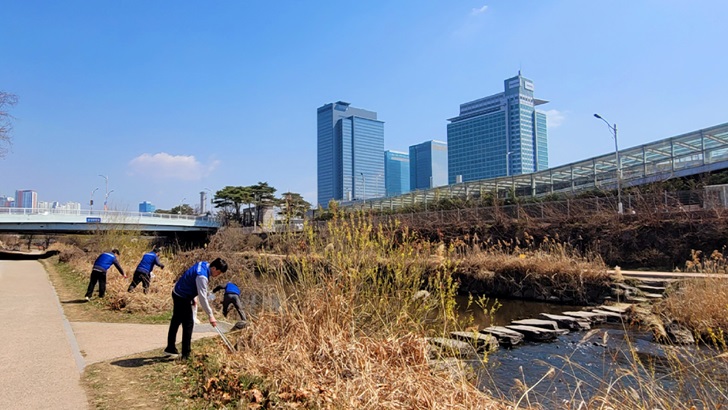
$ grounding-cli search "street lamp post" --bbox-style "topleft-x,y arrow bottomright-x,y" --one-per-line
506,151 -> 512,177
179,197 -> 186,214
105,190 -> 114,211
203,188 -> 213,214
98,174 -> 108,211
360,172 -> 366,200
594,113 -> 623,214
90,187 -> 98,213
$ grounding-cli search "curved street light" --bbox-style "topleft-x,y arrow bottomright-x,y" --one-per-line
104,189 -> 114,211
90,187 -> 99,213
594,113 -> 623,214
98,174 -> 109,210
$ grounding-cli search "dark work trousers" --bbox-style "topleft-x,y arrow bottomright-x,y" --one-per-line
222,293 -> 247,322
127,270 -> 151,294
85,269 -> 107,298
166,292 -> 195,357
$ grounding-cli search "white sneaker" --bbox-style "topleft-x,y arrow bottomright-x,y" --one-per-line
85,296 -> 90,302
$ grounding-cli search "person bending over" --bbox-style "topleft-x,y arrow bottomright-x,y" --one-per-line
212,281 -> 248,322
85,249 -> 126,300
128,247 -> 164,294
164,258 -> 228,359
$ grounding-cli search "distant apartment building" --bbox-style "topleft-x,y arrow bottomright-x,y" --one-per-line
0,195 -> 13,207
384,150 -> 410,196
317,101 -> 385,206
139,201 -> 156,213
38,201 -> 81,212
14,190 -> 38,209
447,72 -> 548,183
409,140 -> 448,190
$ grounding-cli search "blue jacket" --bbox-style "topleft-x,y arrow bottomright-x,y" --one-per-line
213,282 -> 240,295
93,252 -> 124,275
174,261 -> 210,299
135,252 -> 164,274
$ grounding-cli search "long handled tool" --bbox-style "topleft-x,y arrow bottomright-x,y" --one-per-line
215,326 -> 236,352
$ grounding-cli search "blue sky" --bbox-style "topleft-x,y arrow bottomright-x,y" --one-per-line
2,1 -> 727,210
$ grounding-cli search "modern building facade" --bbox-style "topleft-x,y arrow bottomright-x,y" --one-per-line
317,101 -> 385,206
447,72 -> 548,184
409,140 -> 448,190
384,150 -> 410,196
139,201 -> 156,213
14,190 -> 37,209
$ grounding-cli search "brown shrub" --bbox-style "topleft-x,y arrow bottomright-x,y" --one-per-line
655,277 -> 728,343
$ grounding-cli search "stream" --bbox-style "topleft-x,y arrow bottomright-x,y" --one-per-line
458,296 -> 728,408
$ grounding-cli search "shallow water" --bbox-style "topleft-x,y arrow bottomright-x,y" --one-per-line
458,297 -> 728,408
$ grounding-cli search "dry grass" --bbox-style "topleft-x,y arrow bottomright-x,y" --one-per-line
655,277 -> 728,345
180,213 -> 503,409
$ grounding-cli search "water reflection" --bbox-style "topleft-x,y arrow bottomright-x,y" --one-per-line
456,295 -> 586,327
456,297 -> 728,408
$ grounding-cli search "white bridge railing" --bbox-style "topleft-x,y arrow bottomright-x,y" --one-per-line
0,207 -> 220,229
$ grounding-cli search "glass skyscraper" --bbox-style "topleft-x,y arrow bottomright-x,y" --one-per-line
447,73 -> 548,184
384,150 -> 410,196
409,140 -> 448,190
317,101 -> 385,207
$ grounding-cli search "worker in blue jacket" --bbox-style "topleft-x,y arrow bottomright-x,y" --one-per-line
165,258 -> 228,359
128,247 -> 165,294
212,281 -> 248,322
85,249 -> 126,300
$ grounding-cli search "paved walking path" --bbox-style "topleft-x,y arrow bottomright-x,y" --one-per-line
0,260 -> 89,409
0,260 -> 226,409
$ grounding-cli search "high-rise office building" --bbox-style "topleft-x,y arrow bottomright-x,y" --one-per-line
409,140 -> 448,190
139,201 -> 156,213
14,190 -> 37,209
317,101 -> 385,206
447,72 -> 548,183
384,150 -> 410,196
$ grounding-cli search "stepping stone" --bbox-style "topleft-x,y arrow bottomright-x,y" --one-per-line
505,325 -> 559,342
450,331 -> 499,353
612,282 -> 641,293
480,326 -> 524,347
539,313 -> 591,330
596,304 -> 631,314
427,337 -> 478,359
510,319 -> 568,334
625,296 -> 649,303
429,358 -> 474,381
591,309 -> 624,322
562,311 -> 607,324
643,292 -> 664,299
635,284 -> 666,293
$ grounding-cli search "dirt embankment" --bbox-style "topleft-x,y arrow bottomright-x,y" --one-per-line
392,209 -> 728,271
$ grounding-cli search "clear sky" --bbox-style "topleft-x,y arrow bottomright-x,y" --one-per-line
2,1 -> 727,210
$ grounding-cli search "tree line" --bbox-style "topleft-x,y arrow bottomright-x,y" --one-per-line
155,182 -> 311,227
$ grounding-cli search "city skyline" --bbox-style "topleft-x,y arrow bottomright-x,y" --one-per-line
2,2 -> 727,209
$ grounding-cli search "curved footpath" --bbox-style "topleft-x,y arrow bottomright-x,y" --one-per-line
0,260 -> 223,409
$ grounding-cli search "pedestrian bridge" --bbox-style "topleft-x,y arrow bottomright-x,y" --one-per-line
343,121 -> 728,212
0,208 -> 220,234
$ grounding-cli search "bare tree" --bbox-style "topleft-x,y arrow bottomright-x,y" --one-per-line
0,91 -> 18,158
